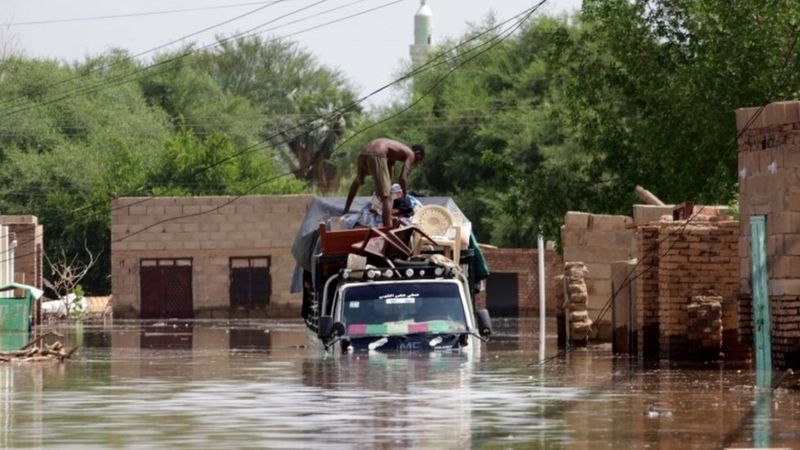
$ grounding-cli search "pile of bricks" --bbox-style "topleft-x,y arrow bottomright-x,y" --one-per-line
737,100 -> 800,367
686,295 -> 723,361
564,262 -> 592,343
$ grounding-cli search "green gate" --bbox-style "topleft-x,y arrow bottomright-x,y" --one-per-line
749,216 -> 772,384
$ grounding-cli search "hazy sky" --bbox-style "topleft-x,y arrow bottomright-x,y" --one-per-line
1,0 -> 581,107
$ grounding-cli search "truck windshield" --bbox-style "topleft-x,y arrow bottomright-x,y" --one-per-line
340,282 -> 468,337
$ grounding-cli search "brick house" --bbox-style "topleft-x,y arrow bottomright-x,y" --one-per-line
0,215 -> 44,289
111,195 -> 312,319
560,212 -> 638,339
560,206 -> 742,354
632,216 -> 746,361
112,194 -> 552,321
737,101 -> 800,368
476,248 -> 561,317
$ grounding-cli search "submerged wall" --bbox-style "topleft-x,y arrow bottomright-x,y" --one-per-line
737,100 -> 800,368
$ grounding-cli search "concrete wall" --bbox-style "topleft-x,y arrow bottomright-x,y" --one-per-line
737,100 -> 800,367
561,212 -> 636,338
0,216 -> 43,289
477,247 -> 561,316
111,195 -> 313,319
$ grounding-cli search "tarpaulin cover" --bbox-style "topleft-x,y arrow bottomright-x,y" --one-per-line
289,196 -> 490,293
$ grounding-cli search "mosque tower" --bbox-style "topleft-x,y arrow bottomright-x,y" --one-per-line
409,0 -> 434,66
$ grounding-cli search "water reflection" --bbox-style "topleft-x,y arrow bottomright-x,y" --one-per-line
0,319 -> 797,448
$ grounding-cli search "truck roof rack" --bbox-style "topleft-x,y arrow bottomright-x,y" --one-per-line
338,264 -> 461,283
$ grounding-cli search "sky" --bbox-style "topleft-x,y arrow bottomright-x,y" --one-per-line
1,0 -> 581,107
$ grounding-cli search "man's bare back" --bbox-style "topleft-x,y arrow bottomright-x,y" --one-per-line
359,138 -> 415,184
343,138 -> 426,227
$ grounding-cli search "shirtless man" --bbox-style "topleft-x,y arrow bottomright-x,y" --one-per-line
343,138 -> 425,227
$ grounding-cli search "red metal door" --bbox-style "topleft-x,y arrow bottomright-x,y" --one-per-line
140,259 -> 193,319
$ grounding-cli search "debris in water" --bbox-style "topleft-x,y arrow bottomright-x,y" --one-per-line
0,332 -> 79,363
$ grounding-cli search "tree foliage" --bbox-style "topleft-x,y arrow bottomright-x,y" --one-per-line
195,36 -> 361,192
1,1 -> 798,293
357,2 -> 800,247
0,35 -> 353,293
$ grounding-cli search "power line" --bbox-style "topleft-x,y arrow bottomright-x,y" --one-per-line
181,1 -> 544,180
0,0 -> 289,111
0,0 -> 410,118
0,0 -> 548,261
1,2 -> 282,27
0,9 -> 550,208
110,0 -> 548,244
532,104 -> 775,368
530,205 -> 712,366
0,0 -> 388,115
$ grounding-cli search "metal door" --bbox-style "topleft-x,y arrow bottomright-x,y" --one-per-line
749,216 -> 771,385
486,272 -> 519,317
140,259 -> 193,319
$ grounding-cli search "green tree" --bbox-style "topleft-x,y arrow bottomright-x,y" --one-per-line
352,17 -> 583,246
196,36 -> 361,192
565,0 -> 800,207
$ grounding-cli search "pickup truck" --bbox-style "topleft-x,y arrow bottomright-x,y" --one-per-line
291,197 -> 492,353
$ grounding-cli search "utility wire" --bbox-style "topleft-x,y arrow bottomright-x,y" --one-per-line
0,0 -> 289,111
110,0 -> 548,245
2,2 -> 283,27
0,0 -> 547,261
25,0 -> 533,213
530,205 -> 711,366
532,101 -> 778,368
0,0 -> 388,116
175,1 -> 543,182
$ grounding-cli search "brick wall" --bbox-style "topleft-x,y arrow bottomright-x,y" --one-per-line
737,100 -> 800,367
0,215 -> 43,289
635,224 -> 661,358
477,247 -> 561,316
635,219 -> 744,360
561,212 -> 636,339
657,221 -> 740,360
111,195 -> 312,319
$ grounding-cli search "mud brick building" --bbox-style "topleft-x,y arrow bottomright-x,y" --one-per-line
476,248 -> 561,317
111,196 -> 313,319
560,212 -> 637,339
561,204 -> 745,361
0,215 -> 43,289
737,100 -> 800,367
634,218 -> 745,360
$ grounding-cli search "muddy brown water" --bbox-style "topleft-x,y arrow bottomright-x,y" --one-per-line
1,318 -> 799,449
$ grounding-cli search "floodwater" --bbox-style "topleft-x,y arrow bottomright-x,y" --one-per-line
1,319 -> 799,449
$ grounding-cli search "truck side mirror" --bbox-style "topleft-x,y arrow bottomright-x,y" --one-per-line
332,321 -> 346,338
476,309 -> 493,337
319,315 -> 334,339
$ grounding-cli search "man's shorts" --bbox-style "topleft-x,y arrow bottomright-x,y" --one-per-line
359,153 -> 391,197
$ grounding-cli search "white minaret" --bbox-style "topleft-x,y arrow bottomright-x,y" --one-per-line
409,0 -> 434,66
